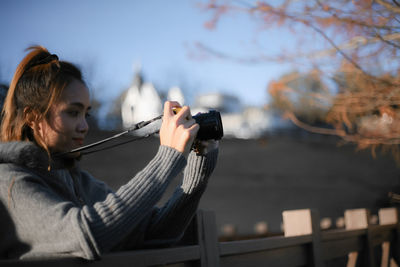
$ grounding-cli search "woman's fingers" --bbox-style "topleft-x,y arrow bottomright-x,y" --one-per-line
160,101 -> 199,156
175,106 -> 192,123
176,118 -> 199,143
164,101 -> 181,117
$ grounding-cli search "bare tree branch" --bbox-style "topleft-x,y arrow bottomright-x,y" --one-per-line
376,0 -> 400,13
201,0 -> 400,160
393,0 -> 400,8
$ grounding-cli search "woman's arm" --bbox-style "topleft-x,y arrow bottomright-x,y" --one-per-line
143,142 -> 219,246
83,101 -> 201,253
81,145 -> 186,253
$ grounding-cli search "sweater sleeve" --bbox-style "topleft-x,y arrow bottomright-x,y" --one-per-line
143,147 -> 219,245
81,146 -> 186,253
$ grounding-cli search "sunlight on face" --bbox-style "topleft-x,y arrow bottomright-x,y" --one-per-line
38,79 -> 91,157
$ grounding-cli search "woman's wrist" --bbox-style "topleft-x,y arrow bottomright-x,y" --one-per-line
191,140 -> 219,156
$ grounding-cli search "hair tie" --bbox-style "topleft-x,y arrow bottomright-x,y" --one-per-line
26,54 -> 59,70
35,54 -> 59,65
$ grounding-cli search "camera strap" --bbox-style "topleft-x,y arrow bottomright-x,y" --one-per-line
62,114 -> 163,156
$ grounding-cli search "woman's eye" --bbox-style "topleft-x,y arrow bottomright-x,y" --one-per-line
67,110 -> 79,117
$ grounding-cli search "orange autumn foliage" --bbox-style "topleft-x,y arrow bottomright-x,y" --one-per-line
200,0 -> 400,161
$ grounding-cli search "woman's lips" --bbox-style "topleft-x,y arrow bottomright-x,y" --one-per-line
73,138 -> 84,146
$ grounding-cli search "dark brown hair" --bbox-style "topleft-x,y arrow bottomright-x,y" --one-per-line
0,45 -> 85,152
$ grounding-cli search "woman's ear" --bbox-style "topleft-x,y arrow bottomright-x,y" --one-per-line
23,107 -> 40,130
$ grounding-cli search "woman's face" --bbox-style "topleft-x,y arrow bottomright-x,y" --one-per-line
37,79 -> 91,157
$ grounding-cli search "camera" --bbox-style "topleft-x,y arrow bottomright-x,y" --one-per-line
193,110 -> 224,140
173,108 -> 224,140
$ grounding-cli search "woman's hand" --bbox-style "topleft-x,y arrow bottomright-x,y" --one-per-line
160,101 -> 199,157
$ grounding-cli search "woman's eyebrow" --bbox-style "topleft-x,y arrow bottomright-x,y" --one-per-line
69,103 -> 92,110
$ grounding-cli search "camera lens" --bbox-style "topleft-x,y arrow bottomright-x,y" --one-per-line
193,110 -> 224,140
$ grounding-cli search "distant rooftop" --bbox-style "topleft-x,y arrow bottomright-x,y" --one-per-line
194,92 -> 242,113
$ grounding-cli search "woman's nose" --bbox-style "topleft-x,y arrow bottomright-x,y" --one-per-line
77,117 -> 89,133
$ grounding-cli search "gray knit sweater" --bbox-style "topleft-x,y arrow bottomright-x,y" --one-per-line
0,141 -> 218,260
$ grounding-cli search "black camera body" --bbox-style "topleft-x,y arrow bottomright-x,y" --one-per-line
193,110 -> 224,140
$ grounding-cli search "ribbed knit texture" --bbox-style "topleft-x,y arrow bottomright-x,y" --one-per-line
145,148 -> 219,243
0,142 -> 218,260
83,145 -> 186,252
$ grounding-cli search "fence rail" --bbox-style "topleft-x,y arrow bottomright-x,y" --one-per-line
1,208 -> 399,267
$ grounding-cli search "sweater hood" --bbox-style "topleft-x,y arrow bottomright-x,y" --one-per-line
0,141 -> 67,171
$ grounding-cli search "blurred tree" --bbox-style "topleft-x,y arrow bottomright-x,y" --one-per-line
201,0 -> 400,159
268,70 -> 332,124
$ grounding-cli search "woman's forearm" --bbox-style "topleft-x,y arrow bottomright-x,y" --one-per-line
82,146 -> 186,252
143,148 -> 219,244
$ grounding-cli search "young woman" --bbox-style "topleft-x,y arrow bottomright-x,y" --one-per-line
0,46 -> 218,260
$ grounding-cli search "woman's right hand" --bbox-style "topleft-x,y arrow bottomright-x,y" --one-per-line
159,101 -> 199,157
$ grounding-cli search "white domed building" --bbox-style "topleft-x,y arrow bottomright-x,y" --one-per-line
121,69 -> 163,129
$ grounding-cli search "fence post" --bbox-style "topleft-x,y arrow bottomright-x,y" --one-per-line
344,208 -> 370,267
379,207 -> 399,267
282,209 -> 324,267
196,210 -> 220,267
391,222 -> 400,267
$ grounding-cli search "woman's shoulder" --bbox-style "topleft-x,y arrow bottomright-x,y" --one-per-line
0,141 -> 52,192
0,162 -> 46,203
0,161 -> 38,176
0,162 -> 45,187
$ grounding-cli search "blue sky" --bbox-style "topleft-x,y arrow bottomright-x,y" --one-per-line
0,0 -> 293,109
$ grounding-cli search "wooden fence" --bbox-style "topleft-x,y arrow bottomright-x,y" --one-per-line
1,207 -> 400,267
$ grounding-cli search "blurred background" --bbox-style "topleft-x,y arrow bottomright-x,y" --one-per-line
1,0 -> 400,237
